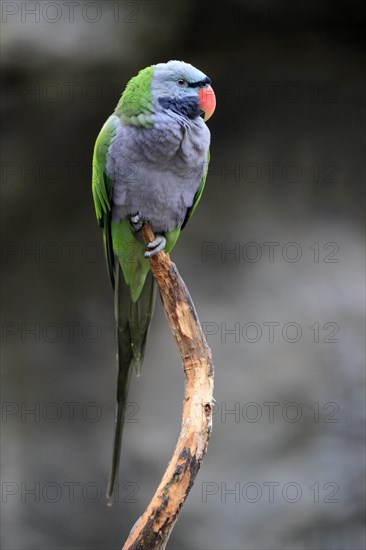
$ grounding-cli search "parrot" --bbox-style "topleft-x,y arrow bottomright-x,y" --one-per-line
92,60 -> 216,505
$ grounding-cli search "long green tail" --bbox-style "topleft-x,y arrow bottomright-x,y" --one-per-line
106,266 -> 156,505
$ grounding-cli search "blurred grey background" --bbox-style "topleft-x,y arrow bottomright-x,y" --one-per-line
1,1 -> 365,549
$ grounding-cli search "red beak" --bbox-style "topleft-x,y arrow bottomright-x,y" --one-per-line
198,85 -> 216,122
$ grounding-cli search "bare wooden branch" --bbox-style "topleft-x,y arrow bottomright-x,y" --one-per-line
123,223 -> 214,550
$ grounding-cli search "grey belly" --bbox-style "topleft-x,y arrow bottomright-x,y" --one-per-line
111,162 -> 204,233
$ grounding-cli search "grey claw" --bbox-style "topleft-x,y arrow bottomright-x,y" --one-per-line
130,213 -> 143,232
144,235 -> 166,258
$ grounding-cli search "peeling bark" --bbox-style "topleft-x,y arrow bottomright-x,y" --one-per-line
123,223 -> 214,550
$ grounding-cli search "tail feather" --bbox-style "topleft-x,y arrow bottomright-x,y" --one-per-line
130,269 -> 156,375
106,266 -> 156,505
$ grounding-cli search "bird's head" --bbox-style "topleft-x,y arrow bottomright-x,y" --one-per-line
115,60 -> 216,127
152,60 -> 216,122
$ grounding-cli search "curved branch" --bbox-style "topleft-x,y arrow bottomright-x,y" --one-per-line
123,223 -> 214,550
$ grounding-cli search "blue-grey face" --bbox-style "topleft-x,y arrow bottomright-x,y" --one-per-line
151,60 -> 211,119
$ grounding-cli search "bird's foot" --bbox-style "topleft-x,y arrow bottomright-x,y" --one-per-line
130,213 -> 143,232
144,235 -> 166,258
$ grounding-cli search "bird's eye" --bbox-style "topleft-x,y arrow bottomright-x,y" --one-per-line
177,78 -> 188,87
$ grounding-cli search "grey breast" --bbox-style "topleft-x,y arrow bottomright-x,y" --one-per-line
106,112 -> 210,233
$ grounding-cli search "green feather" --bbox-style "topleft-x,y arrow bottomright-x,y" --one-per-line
111,220 -> 150,302
115,66 -> 154,127
106,266 -> 156,504
181,149 -> 210,229
165,227 -> 181,252
92,115 -> 118,286
92,112 -> 157,504
92,115 -> 118,223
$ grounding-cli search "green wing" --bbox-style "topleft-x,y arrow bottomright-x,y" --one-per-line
92,114 -> 157,505
181,149 -> 210,229
92,115 -> 118,287
92,115 -> 117,223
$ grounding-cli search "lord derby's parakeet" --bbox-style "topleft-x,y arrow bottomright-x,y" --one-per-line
92,60 -> 216,504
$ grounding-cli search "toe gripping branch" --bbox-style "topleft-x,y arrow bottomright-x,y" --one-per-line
144,235 -> 166,258
130,214 -> 166,258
